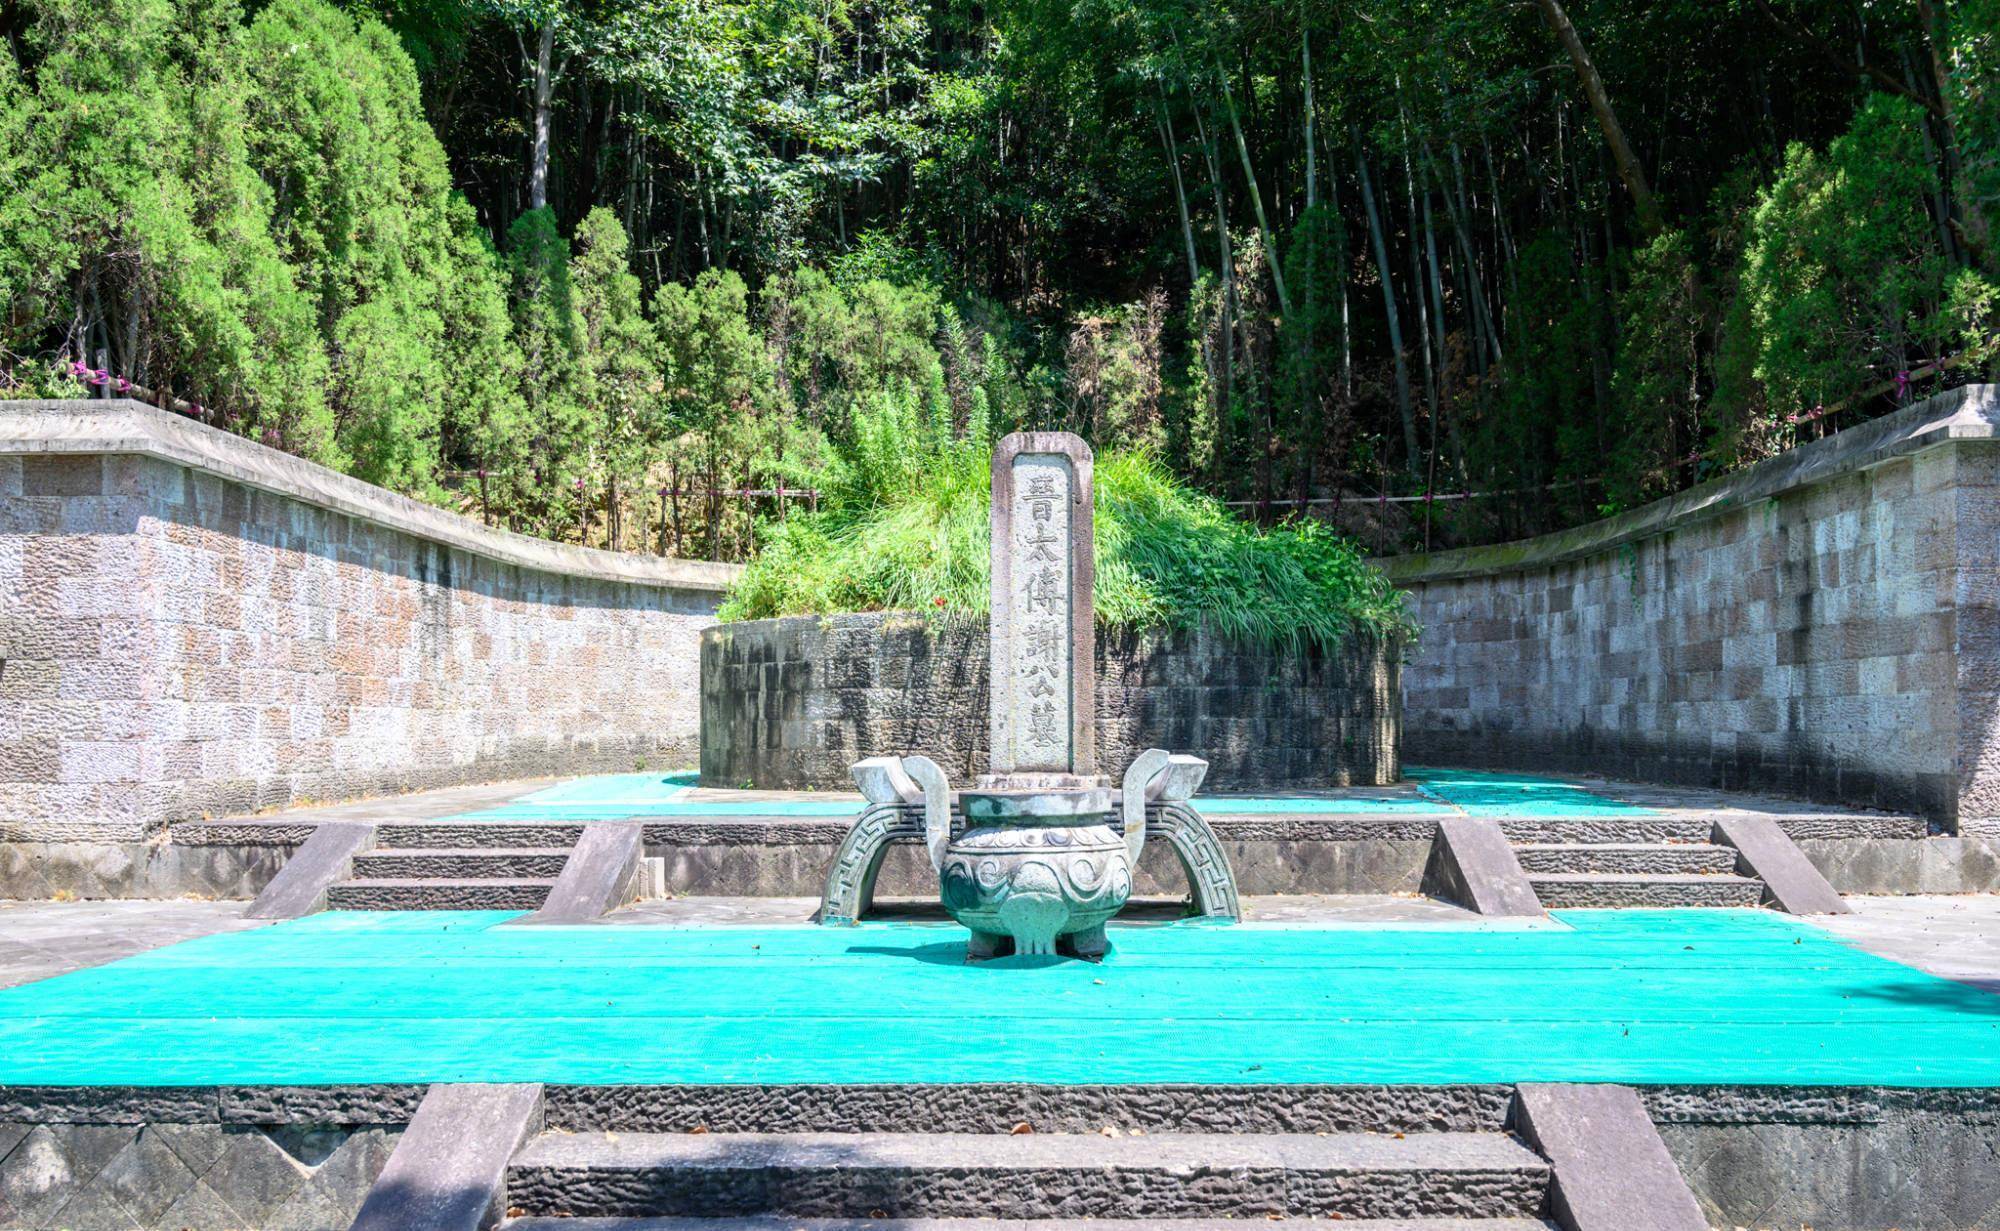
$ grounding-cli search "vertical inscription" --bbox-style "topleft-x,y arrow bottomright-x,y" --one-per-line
990,431 -> 1094,779
1011,454 -> 1072,770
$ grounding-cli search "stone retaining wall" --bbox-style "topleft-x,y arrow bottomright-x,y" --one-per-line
700,613 -> 1401,790
0,400 -> 739,849
1385,384 -> 2000,832
0,1086 -> 421,1230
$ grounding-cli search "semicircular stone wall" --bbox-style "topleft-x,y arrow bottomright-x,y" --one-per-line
699,612 -> 1402,790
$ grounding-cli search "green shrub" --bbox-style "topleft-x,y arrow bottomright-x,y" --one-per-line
721,395 -> 1412,650
1741,96 -> 1955,415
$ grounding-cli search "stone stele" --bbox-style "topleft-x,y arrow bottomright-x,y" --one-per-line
986,431 -> 1098,782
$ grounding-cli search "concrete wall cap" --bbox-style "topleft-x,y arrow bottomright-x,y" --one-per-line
0,399 -> 742,594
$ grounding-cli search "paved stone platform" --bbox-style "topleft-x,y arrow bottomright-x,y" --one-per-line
5,890 -> 1991,982
186,767 -> 1908,828
0,899 -> 267,990
1815,894 -> 2000,994
0,907 -> 1997,1087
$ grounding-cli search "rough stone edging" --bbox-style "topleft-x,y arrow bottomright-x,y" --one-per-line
0,398 -> 741,594
1381,384 -> 1998,583
6,1082 -> 1996,1129
0,1085 -> 428,1124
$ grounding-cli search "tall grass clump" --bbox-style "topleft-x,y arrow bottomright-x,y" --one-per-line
720,388 -> 1412,650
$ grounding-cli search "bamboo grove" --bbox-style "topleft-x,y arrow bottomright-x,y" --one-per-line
2,0 -> 1997,556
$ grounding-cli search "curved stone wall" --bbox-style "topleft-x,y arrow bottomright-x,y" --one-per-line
1384,383 -> 2000,831
699,613 -> 1401,790
0,398 -> 741,858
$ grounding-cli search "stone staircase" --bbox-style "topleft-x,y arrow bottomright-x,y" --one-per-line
1502,815 -> 1763,909
495,1087 -> 1561,1229
326,820 -> 590,911
503,1221 -> 1552,1230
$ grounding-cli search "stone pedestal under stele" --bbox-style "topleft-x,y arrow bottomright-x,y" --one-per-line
823,430 -> 1238,959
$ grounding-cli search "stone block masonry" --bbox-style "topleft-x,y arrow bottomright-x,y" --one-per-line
0,400 -> 739,868
1386,383 -> 2000,834
701,612 -> 1401,790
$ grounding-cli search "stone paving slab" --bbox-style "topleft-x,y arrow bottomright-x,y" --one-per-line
1811,894 -> 2000,994
0,900 -> 268,989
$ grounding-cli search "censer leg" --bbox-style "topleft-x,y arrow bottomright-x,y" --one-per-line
1064,922 -> 1109,961
966,930 -> 1009,960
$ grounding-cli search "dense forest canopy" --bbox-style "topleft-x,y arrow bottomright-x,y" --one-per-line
1,0 -> 1996,559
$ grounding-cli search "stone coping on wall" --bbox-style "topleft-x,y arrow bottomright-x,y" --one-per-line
0,398 -> 743,593
1380,384 -> 1999,583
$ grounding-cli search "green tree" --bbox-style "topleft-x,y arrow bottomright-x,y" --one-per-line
1609,229 -> 1705,511
1742,96 -> 1957,419
506,206 -> 590,533
0,0 -> 334,455
654,268 -> 776,556
570,207 -> 664,545
242,0 -> 519,493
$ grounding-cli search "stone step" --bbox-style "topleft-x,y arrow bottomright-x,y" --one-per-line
327,877 -> 558,910
1499,817 -> 1713,845
1511,843 -> 1738,876
542,1084 -> 1514,1135
375,822 -> 589,850
1528,872 -> 1765,909
502,1218 -> 1560,1230
505,1130 -> 1551,1222
353,848 -> 575,879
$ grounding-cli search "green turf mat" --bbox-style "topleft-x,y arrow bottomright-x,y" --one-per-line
0,909 -> 1992,1087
